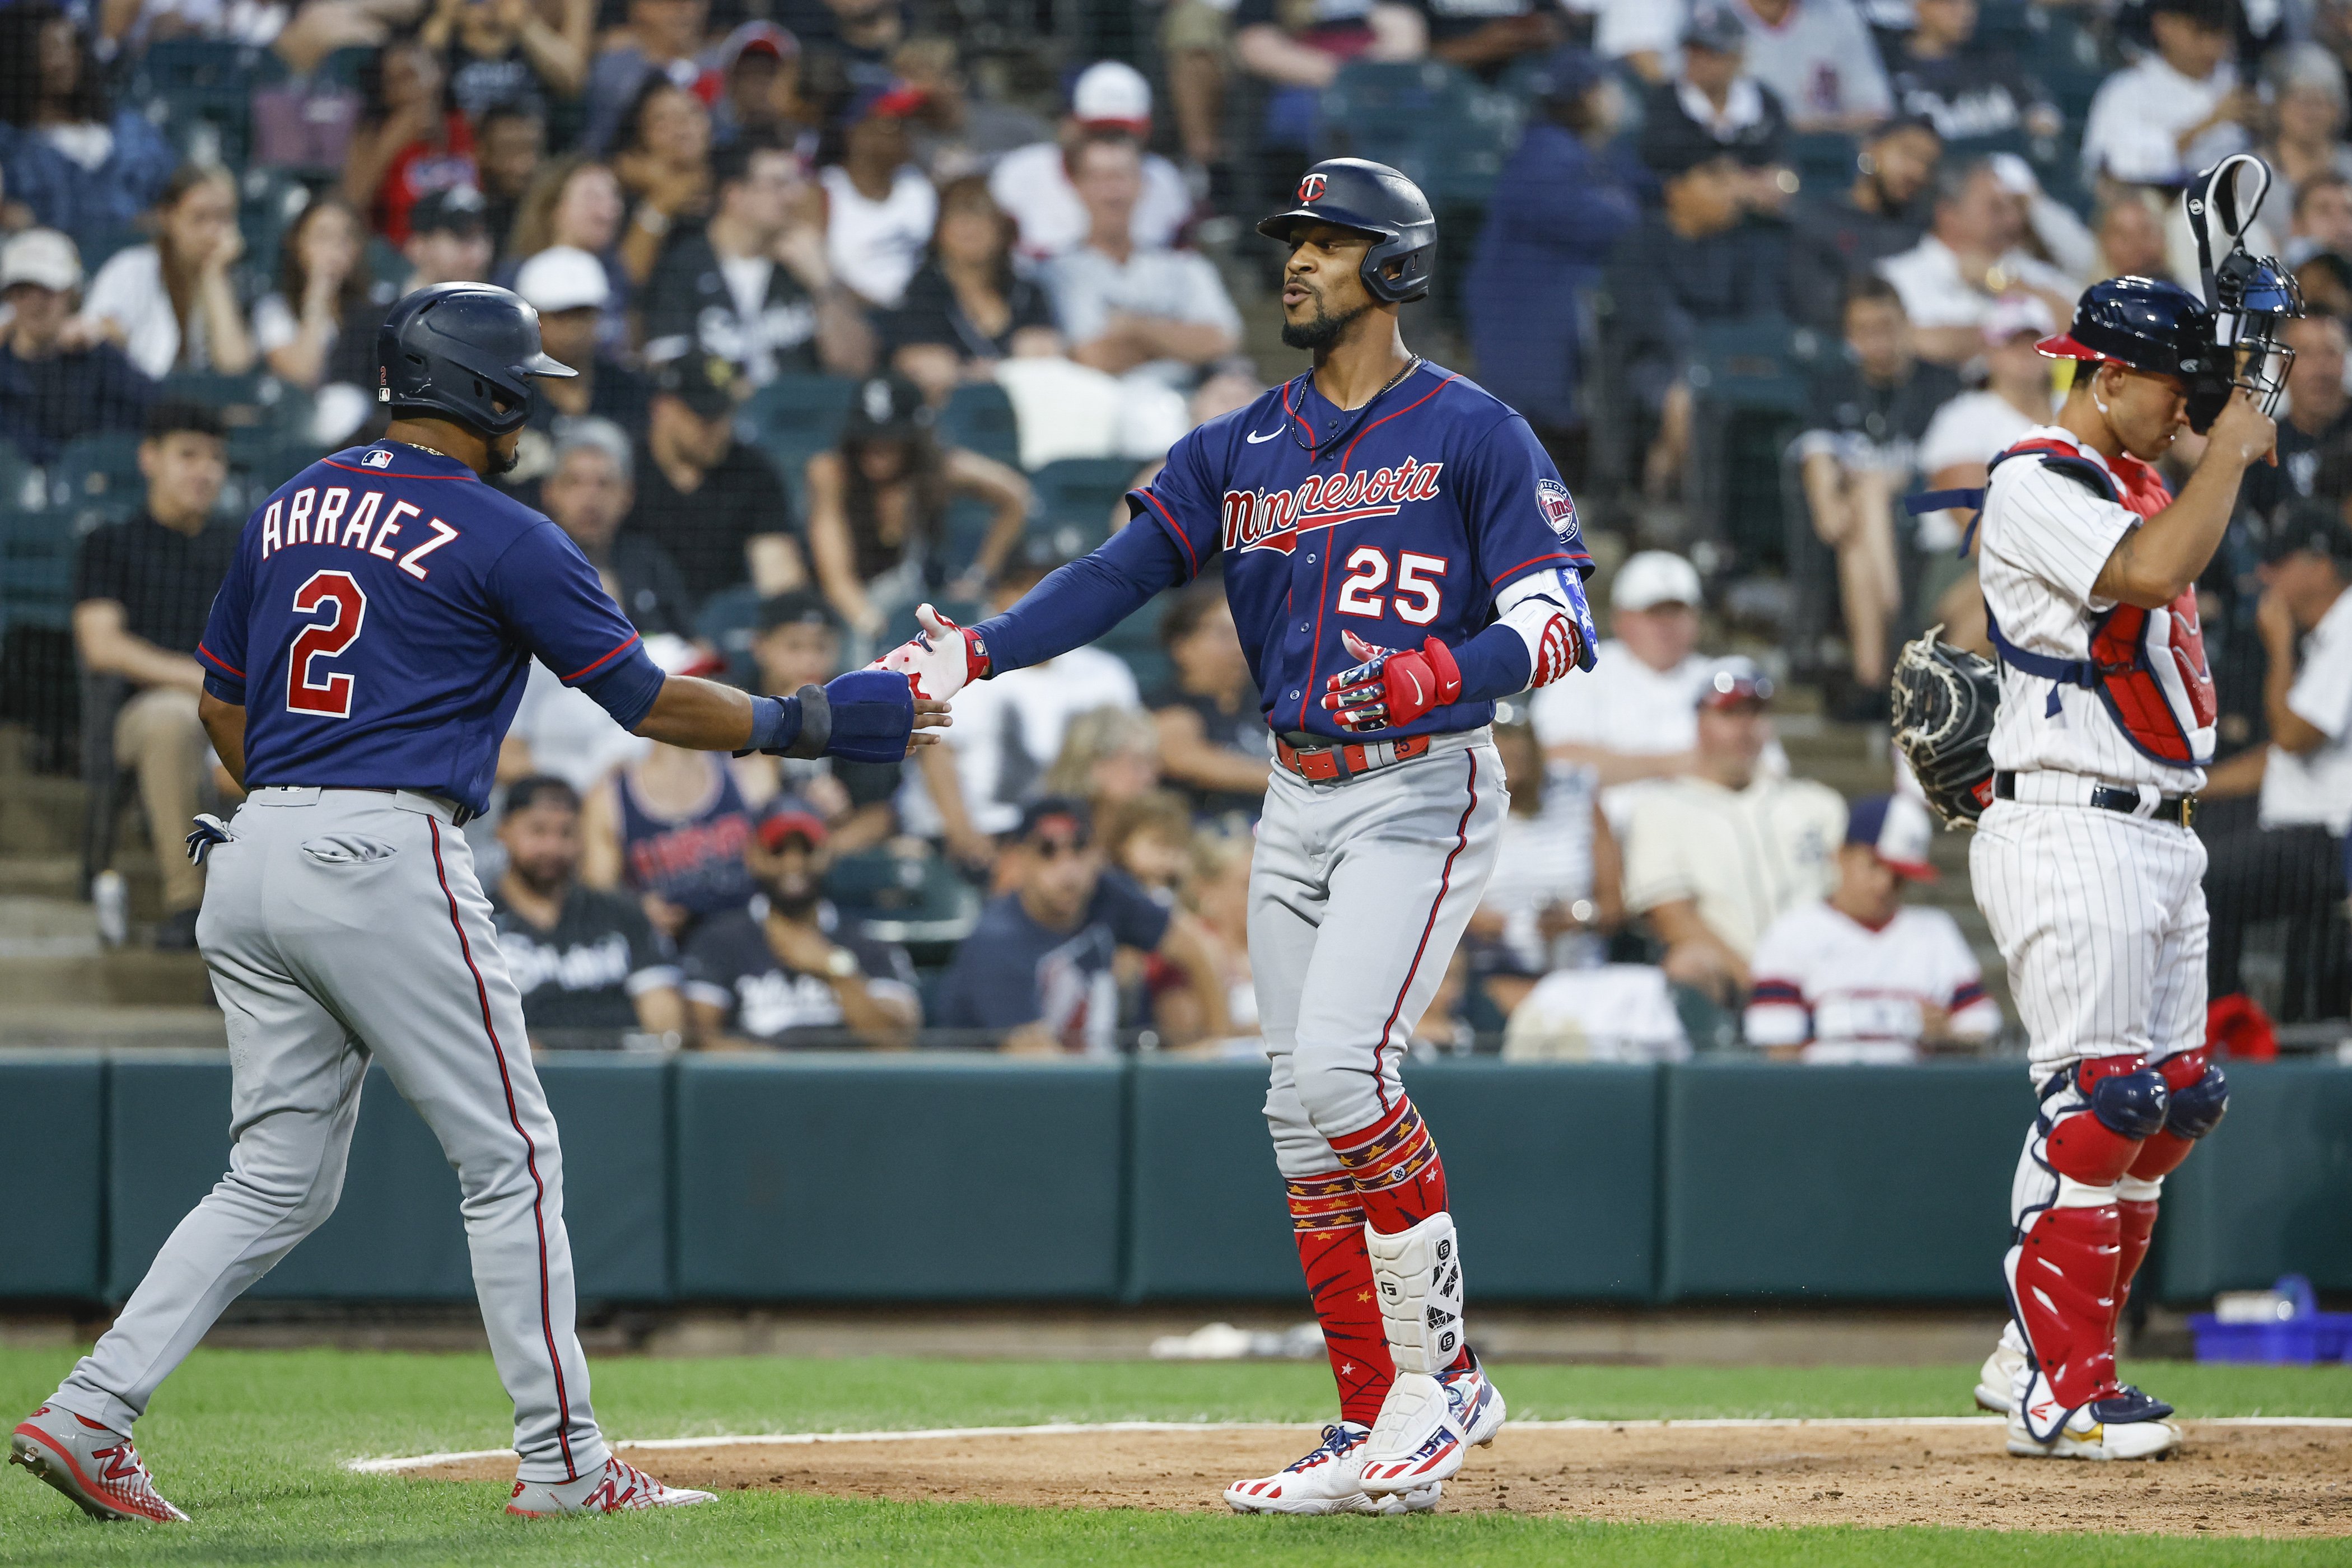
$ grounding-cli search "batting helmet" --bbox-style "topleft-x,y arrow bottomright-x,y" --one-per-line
1257,158 -> 1436,305
2036,276 -> 2216,382
376,282 -> 575,438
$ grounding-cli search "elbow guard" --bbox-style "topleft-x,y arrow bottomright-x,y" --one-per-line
1493,568 -> 1598,689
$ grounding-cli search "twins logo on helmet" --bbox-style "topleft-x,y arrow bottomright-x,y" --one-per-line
1299,172 -> 1327,202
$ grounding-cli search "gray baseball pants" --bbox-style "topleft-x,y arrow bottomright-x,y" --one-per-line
50,787 -> 608,1483
1250,729 -> 1505,1176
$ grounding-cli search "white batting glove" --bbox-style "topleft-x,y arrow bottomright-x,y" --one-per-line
869,603 -> 991,701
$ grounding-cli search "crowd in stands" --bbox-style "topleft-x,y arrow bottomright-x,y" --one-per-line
10,0 -> 2352,1057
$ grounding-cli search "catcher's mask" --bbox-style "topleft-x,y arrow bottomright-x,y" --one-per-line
2182,154 -> 2304,433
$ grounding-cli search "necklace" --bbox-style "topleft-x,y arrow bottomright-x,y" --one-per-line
394,438 -> 450,460
1292,354 -> 1424,456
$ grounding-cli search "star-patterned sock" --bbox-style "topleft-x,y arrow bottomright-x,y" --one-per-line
1286,1168 -> 1392,1426
1331,1099 -> 1473,1375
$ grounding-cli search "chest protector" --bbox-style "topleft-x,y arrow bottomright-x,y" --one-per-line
1978,436 -> 2216,767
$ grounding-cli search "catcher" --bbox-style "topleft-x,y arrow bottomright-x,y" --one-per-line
1893,156 -> 2295,1460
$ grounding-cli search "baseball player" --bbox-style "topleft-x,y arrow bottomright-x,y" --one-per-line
9,284 -> 938,1523
873,159 -> 1599,1514
1943,268 -> 2289,1460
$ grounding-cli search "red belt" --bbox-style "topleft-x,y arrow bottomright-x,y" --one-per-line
1274,732 -> 1433,783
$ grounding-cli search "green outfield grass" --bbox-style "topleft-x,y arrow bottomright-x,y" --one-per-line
2,1346 -> 2348,1567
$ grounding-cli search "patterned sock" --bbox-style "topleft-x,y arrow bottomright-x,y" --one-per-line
1329,1099 -> 1472,1374
1286,1170 -> 1391,1426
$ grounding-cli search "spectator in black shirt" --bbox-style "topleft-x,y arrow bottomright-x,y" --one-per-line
1147,586 -> 1271,823
544,421 -> 695,637
1784,115 -> 1940,333
2242,313 -> 2352,519
750,591 -> 902,852
491,775 -> 686,1046
885,174 -> 1063,405
680,801 -> 921,1049
474,103 -> 551,273
624,352 -> 806,610
1887,0 -> 2061,144
1642,3 -> 1792,212
1796,274 -> 1960,712
515,245 -> 651,435
71,401 -> 234,948
0,228 -> 152,466
640,138 -> 869,386
1605,124 -> 1785,502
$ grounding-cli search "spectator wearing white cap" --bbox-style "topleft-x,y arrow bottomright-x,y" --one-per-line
514,245 -> 652,436
1744,792 -> 1999,1063
988,62 -> 1196,262
1623,661 -> 1846,1008
0,228 -> 153,467
1530,550 -> 1788,835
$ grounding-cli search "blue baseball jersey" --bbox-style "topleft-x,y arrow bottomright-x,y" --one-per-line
197,441 -> 666,815
1130,362 -> 1593,741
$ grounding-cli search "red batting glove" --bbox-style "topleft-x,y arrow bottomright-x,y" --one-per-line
1320,630 -> 1462,733
869,603 -> 991,701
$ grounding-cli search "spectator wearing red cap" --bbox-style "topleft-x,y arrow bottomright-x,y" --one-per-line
713,22 -> 817,152
680,802 -> 922,1050
1745,792 -> 1999,1063
988,62 -> 1196,262
822,81 -> 938,308
1623,661 -> 1846,1007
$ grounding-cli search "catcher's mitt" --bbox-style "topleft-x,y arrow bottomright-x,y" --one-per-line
1890,628 -> 2000,829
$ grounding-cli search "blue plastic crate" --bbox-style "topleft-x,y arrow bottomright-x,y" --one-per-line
2187,1314 -> 2352,1364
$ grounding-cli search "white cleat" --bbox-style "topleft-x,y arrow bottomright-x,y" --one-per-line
506,1457 -> 716,1515
1975,1321 -> 2027,1414
1358,1371 -> 1469,1493
2007,1375 -> 2179,1462
1224,1422 -> 1440,1515
1440,1347 -> 1507,1448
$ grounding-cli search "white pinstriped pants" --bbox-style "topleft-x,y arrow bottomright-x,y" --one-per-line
1970,799 -> 2209,1074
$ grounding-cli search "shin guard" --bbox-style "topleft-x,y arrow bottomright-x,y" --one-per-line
2006,1203 -> 2124,1436
1285,1169 -> 1392,1427
1364,1212 -> 1464,1375
2112,1183 -> 2160,1342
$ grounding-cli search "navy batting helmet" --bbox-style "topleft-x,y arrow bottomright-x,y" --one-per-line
1257,158 -> 1436,305
377,282 -> 575,438
2037,276 -> 2216,381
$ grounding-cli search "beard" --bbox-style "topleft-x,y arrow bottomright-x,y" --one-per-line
1281,293 -> 1371,351
509,856 -> 573,898
486,435 -> 521,478
759,874 -> 822,922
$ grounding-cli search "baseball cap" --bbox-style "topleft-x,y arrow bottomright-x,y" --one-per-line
1681,0 -> 1747,54
721,18 -> 796,68
654,353 -> 739,419
1611,550 -> 1704,613
758,589 -> 843,634
846,372 -> 934,441
1982,292 -> 2057,346
844,79 -> 930,125
1071,60 -> 1151,134
757,799 -> 830,851
514,246 -> 611,314
1641,116 -> 1741,181
2259,497 -> 2352,567
409,184 -> 489,238
1528,45 -> 1606,106
1845,792 -> 1938,881
0,228 -> 82,293
1015,795 -> 1092,848
503,773 -> 582,819
1696,657 -> 1775,711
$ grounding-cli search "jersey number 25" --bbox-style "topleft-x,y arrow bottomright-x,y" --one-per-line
1336,548 -> 1446,626
286,570 -> 367,719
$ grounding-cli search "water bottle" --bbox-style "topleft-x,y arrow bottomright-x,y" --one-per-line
93,870 -> 128,948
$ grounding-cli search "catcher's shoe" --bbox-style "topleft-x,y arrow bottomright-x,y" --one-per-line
1440,1348 -> 1507,1449
2006,1377 -> 2179,1461
9,1405 -> 188,1523
1224,1423 -> 1440,1515
1975,1322 -> 2028,1413
1359,1371 -> 1469,1493
507,1457 -> 716,1515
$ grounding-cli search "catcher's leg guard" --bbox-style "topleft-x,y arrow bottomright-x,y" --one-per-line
2005,1056 -> 2168,1441
2128,1049 -> 2229,1183
1285,1169 -> 1392,1427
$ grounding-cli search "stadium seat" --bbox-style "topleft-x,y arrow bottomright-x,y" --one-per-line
239,169 -> 318,279
693,582 -> 765,688
745,374 -> 860,512
938,381 -> 1021,469
164,371 -> 310,440
1784,132 -> 1860,198
825,850 -> 981,949
48,435 -> 146,532
940,494 -> 998,576
225,432 -> 324,514
1026,457 -> 1138,558
0,508 -> 81,634
1687,317 -> 1821,418
1316,60 -> 1472,193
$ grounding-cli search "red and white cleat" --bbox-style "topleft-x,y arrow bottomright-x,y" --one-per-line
506,1456 -> 716,1515
9,1404 -> 189,1523
1224,1422 -> 1440,1515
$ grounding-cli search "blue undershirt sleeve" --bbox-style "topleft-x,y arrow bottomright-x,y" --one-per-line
1450,624 -> 1536,706
970,521 -> 1189,674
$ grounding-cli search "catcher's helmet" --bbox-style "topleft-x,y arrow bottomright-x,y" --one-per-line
2036,276 -> 2216,382
376,282 -> 575,438
1257,158 -> 1436,305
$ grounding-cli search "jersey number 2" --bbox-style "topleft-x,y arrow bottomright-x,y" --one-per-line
1335,548 -> 1446,626
287,570 -> 367,718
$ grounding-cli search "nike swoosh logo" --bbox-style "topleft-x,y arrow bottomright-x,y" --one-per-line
1246,428 -> 1282,444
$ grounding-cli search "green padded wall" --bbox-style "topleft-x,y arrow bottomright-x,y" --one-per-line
1659,1061 -> 2024,1301
1123,1059 -> 1295,1299
0,1056 -> 105,1297
671,1056 -> 1126,1299
2156,1063 -> 2352,1300
106,1055 -> 669,1303
1408,1061 -> 1659,1301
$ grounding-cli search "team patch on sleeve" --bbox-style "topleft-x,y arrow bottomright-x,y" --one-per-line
1536,477 -> 1579,540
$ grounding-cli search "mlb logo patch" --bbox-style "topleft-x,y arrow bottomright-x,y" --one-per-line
1536,477 -> 1578,538
362,449 -> 394,469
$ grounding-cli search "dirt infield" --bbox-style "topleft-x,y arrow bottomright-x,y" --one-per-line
404,1420 -> 2352,1536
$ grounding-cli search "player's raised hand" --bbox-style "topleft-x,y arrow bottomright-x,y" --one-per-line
1321,629 -> 1462,733
2206,385 -> 2278,469
869,603 -> 990,701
